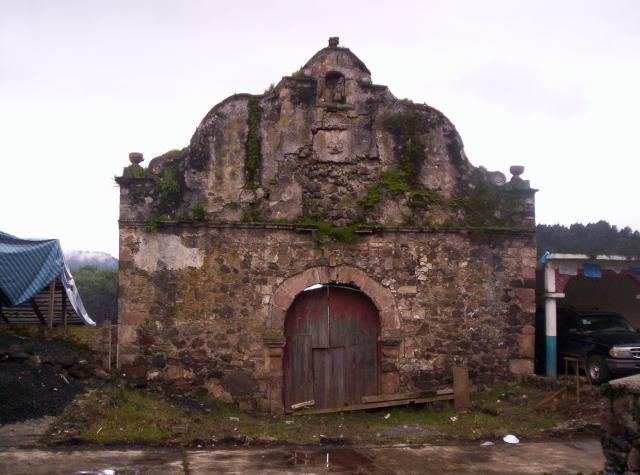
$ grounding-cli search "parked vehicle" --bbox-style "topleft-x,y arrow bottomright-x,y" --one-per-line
558,309 -> 640,383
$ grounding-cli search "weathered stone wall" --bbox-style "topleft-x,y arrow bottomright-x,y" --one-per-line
0,323 -> 107,356
118,225 -> 536,412
118,42 -> 534,232
116,38 -> 537,412
600,376 -> 640,474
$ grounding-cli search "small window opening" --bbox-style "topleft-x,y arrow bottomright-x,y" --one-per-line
324,71 -> 346,103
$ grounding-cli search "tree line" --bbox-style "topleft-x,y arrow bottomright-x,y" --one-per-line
537,221 -> 640,257
73,266 -> 117,324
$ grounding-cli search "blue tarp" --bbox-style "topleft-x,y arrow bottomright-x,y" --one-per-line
583,263 -> 603,278
0,231 -> 94,325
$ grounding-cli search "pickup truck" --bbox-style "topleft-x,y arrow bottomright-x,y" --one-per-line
558,309 -> 640,383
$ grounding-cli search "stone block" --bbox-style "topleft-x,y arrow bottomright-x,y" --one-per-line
381,371 -> 399,394
205,378 -> 233,402
522,266 -> 536,280
379,309 -> 400,333
118,325 -> 137,344
122,363 -> 146,379
521,324 -> 535,335
267,306 -> 285,329
119,311 -> 146,325
509,358 -> 533,374
518,334 -> 535,358
268,354 -> 283,372
514,288 -> 535,305
627,447 -> 640,472
272,289 -> 294,311
398,286 -> 417,295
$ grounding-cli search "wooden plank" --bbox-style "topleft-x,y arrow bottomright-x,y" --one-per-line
533,387 -> 567,411
294,394 -> 454,416
291,400 -> 315,410
329,286 -> 380,406
313,348 -> 331,409
47,280 -> 56,328
61,288 -> 67,327
331,347 -> 346,408
453,366 -> 471,410
362,388 -> 454,404
0,302 -> 8,323
29,298 -> 46,325
309,288 -> 329,349
284,334 -> 313,410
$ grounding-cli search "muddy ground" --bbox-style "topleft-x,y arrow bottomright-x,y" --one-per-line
0,327 -> 603,466
0,440 -> 605,474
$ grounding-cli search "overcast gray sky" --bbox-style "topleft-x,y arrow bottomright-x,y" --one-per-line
2,0 -> 639,257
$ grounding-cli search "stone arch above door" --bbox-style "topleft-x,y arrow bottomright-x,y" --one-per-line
267,265 -> 400,340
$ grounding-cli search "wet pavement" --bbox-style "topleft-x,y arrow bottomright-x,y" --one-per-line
0,440 -> 604,474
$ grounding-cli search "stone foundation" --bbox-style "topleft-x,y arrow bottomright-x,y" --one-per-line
600,375 -> 640,474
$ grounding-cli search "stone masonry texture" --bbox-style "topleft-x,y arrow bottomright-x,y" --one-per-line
116,38 -> 537,412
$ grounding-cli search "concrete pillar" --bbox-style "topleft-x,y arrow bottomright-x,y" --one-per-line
543,264 -> 564,378
544,295 -> 557,378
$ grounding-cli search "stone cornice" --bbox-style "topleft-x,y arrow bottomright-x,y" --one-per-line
118,220 -> 535,236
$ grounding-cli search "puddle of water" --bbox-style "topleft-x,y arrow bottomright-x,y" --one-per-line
189,447 -> 382,474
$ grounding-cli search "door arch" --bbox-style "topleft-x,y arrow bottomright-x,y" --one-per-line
283,285 -> 380,411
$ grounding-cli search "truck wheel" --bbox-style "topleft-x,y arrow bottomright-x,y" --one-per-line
587,355 -> 610,384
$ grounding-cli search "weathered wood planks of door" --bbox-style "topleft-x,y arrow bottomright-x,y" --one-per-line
283,285 -> 380,411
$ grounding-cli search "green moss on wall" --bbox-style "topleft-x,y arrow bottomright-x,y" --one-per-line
454,169 -> 505,226
161,148 -> 186,161
364,170 -> 439,211
383,109 -> 426,184
157,165 -> 181,211
122,164 -> 152,179
191,204 -> 207,221
245,96 -> 262,188
297,216 -> 359,244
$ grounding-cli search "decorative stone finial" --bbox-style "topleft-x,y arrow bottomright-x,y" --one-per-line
129,152 -> 144,165
509,165 -> 525,178
328,37 -> 339,48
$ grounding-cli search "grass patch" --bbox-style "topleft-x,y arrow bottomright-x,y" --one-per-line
122,164 -> 152,179
157,165 -> 181,211
81,387 -> 185,444
49,380 -> 593,447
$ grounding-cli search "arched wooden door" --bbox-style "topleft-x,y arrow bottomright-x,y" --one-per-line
283,285 -> 380,411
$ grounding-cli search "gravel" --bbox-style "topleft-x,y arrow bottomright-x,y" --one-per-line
0,331 -> 89,424
0,362 -> 85,424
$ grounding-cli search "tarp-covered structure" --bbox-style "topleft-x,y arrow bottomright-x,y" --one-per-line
0,231 -> 94,325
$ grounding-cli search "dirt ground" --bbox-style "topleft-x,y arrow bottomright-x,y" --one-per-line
0,330 -> 99,424
0,327 -> 605,475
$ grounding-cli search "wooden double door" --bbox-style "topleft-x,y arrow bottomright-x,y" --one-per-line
283,285 -> 380,411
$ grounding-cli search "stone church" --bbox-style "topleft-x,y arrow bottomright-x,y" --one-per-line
116,38 -> 537,413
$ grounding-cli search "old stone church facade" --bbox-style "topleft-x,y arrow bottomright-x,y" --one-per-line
116,38 -> 536,412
